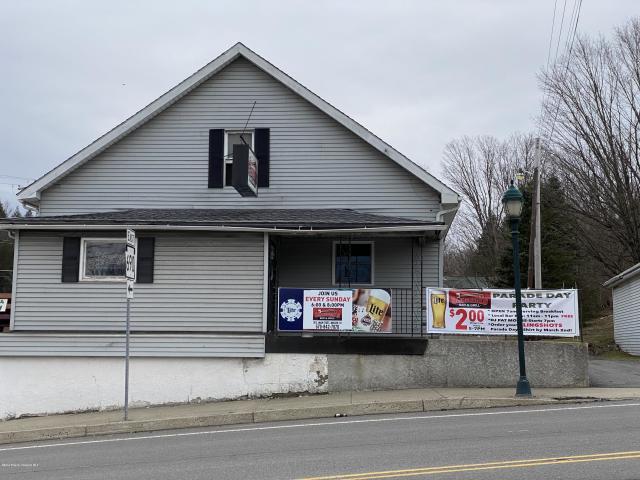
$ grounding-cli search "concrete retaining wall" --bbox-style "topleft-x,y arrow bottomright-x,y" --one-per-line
0,339 -> 588,419
0,354 -> 329,419
327,338 -> 589,391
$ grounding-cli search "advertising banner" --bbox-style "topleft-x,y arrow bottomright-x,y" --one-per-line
278,288 -> 393,333
426,288 -> 579,337
247,149 -> 258,195
232,144 -> 258,197
351,288 -> 392,333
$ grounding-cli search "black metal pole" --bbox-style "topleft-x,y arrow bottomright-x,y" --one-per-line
511,218 -> 532,397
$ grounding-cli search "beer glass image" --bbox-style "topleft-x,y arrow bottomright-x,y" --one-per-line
430,291 -> 447,328
366,289 -> 391,324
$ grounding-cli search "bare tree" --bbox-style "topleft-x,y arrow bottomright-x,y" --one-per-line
441,133 -> 537,278
540,18 -> 640,275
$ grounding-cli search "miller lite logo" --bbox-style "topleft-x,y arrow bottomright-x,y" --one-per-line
280,299 -> 302,322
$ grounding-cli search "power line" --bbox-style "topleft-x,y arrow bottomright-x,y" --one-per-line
553,0 -> 569,67
0,175 -> 33,181
529,0 -> 583,290
545,0 -> 559,70
546,0 -> 583,143
538,0 -> 569,131
538,0 -> 562,134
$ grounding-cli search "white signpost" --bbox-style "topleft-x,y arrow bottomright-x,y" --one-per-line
124,229 -> 136,420
125,242 -> 136,300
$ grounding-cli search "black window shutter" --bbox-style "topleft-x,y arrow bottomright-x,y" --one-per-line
61,237 -> 81,283
255,128 -> 270,188
137,237 -> 155,283
208,129 -> 225,188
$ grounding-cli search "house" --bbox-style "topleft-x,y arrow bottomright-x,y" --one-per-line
0,43 -> 464,417
603,263 -> 640,356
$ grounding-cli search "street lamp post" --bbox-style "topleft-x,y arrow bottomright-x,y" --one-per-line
502,182 -> 532,398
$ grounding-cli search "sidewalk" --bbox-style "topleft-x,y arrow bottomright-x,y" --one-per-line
2,387 -> 639,445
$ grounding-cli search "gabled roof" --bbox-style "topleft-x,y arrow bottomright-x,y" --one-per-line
17,42 -> 460,207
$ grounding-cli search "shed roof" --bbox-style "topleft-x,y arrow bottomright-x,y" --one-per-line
0,208 -> 444,234
603,262 -> 640,289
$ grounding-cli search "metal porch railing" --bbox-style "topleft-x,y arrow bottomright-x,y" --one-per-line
272,287 -> 426,337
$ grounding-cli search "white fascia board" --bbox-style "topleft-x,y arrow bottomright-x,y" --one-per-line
603,262 -> 640,288
18,43 -> 460,207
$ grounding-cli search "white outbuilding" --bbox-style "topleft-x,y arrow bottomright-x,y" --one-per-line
604,263 -> 640,356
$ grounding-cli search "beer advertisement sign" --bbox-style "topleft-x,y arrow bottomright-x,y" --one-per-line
231,144 -> 258,197
426,288 -> 579,337
278,288 -> 393,333
302,289 -> 352,331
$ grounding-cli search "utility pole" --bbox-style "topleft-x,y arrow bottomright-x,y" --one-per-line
527,138 -> 542,289
533,140 -> 542,289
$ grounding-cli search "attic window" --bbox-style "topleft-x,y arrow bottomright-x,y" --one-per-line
224,131 -> 254,187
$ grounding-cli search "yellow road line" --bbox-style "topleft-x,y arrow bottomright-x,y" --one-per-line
352,454 -> 640,479
300,451 -> 640,480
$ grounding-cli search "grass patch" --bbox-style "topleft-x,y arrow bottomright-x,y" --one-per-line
597,350 -> 640,360
581,313 -> 616,355
538,311 -> 640,358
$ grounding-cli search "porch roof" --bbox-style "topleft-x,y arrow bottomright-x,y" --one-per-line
0,208 -> 445,234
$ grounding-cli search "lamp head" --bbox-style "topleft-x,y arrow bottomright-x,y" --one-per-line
502,182 -> 524,220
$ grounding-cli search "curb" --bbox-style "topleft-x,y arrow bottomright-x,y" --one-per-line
0,396 -> 608,446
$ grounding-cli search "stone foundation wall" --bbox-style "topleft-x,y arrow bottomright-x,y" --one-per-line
0,339 -> 588,419
327,338 -> 589,391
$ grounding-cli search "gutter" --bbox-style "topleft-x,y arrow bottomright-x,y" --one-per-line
603,262 -> 640,289
0,223 -> 446,235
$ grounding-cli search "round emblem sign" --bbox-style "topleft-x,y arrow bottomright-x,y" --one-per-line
280,299 -> 302,322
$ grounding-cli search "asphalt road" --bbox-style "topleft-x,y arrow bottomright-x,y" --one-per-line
1,402 -> 640,480
589,358 -> 640,387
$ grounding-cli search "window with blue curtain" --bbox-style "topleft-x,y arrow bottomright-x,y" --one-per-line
335,243 -> 372,284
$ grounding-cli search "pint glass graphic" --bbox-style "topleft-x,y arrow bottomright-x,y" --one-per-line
366,289 -> 391,323
430,291 -> 446,329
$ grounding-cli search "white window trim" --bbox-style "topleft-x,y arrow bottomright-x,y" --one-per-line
79,237 -> 133,282
332,241 -> 375,287
223,129 -> 255,187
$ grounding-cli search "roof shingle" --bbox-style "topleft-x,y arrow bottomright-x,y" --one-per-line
1,208 -> 440,230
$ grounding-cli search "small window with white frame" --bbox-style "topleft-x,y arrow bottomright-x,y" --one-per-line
333,241 -> 374,286
80,238 -> 127,281
224,130 -> 254,187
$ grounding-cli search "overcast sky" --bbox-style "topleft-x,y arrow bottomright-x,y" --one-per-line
1,0 -> 638,206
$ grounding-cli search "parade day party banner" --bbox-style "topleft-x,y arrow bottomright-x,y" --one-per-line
426,288 -> 579,337
278,288 -> 393,333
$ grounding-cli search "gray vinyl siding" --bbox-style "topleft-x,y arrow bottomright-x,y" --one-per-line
612,279 -> 640,356
39,58 -> 440,220
277,236 -> 439,288
13,231 -> 265,335
0,333 -> 264,357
